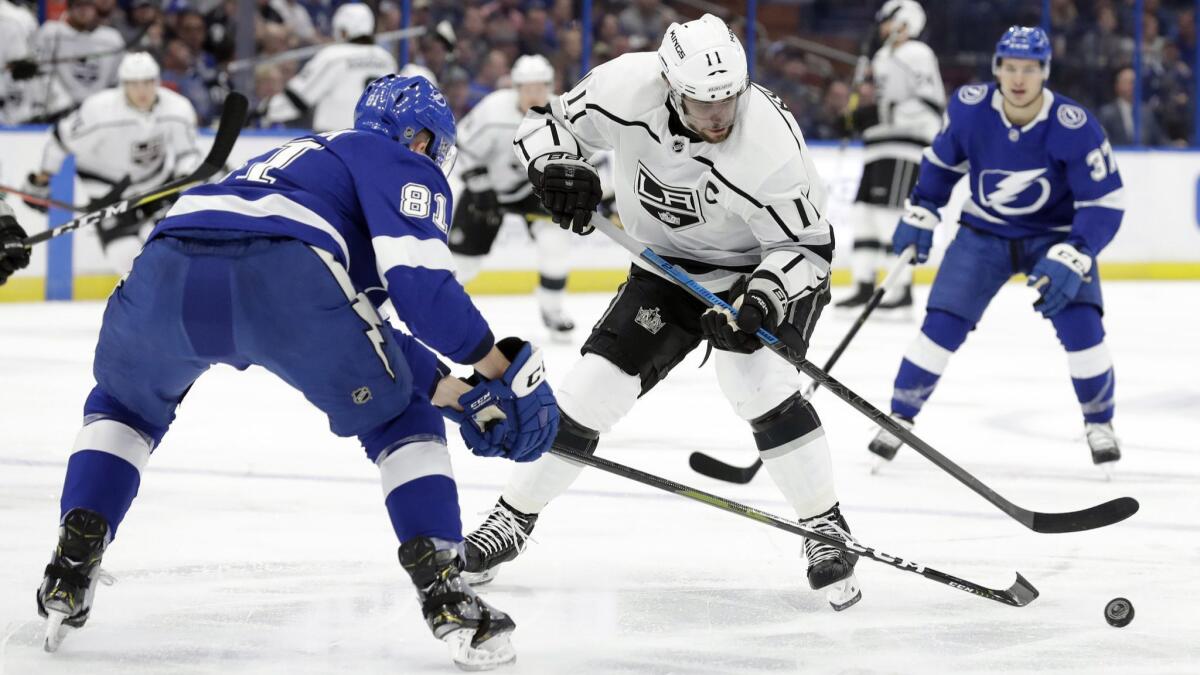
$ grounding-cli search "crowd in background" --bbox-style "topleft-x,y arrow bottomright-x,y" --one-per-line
1,0 -> 1196,146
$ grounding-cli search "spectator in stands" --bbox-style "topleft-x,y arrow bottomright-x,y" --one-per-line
467,48 -> 509,109
269,0 -> 318,46
203,0 -> 238,63
519,6 -> 555,56
160,36 -> 214,123
1099,66 -> 1166,145
809,80 -> 852,141
121,0 -> 165,55
617,0 -> 677,46
1148,41 -> 1194,144
1176,8 -> 1196,67
246,62 -> 285,128
552,24 -> 583,89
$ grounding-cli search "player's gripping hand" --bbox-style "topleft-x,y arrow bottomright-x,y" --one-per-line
700,277 -> 777,354
7,58 -> 39,81
444,338 -> 559,462
0,201 -> 32,286
528,152 -> 602,235
1028,242 -> 1092,318
893,201 -> 938,263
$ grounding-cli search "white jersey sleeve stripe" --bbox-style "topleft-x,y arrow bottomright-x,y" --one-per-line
169,193 -> 351,263
1074,187 -> 1126,211
372,234 -> 456,283
923,146 -> 969,173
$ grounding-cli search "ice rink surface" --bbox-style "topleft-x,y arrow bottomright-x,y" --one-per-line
1,280 -> 1198,674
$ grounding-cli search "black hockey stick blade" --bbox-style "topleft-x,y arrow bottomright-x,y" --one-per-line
23,92 -> 248,247
1027,496 -> 1140,534
688,452 -> 761,484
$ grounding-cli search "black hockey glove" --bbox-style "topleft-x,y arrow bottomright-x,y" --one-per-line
8,58 -> 39,81
528,152 -> 602,235
464,188 -> 503,230
700,277 -> 778,354
0,201 -> 32,286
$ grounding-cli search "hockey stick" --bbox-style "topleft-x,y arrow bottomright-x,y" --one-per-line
20,92 -> 248,247
590,213 -> 1138,534
0,185 -> 82,213
552,447 -> 1037,607
689,246 -> 916,484
226,26 -> 428,73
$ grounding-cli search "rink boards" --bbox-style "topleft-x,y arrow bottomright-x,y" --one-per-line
2,126 -> 1199,302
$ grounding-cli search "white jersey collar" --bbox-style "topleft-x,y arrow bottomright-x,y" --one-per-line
991,87 -> 1055,132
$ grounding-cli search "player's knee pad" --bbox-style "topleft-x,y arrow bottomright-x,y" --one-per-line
904,309 -> 973,376
84,385 -> 168,445
532,221 -> 572,280
714,348 -> 804,421
556,353 -> 640,434
453,254 -> 484,284
749,392 -> 822,453
1050,304 -> 1106,351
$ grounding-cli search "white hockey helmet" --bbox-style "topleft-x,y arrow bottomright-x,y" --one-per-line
398,63 -> 439,88
657,14 -> 748,141
876,0 -> 926,38
333,3 -> 375,41
118,52 -> 160,82
510,54 -> 554,85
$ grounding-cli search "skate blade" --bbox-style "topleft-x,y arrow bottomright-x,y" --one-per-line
43,609 -> 70,653
461,567 -> 500,586
444,628 -> 516,671
826,574 -> 863,612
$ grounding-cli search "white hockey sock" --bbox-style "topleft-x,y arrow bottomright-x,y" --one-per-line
760,427 -> 838,520
502,354 -> 640,514
536,285 -> 566,314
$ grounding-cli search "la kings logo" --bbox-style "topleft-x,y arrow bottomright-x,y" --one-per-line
131,135 -> 165,170
635,161 -> 704,229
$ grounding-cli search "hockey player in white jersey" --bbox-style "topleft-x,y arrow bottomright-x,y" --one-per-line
836,0 -> 944,314
266,3 -> 397,132
461,14 -> 863,611
23,52 -> 201,274
0,1 -> 36,124
449,54 -> 577,340
27,0 -> 124,121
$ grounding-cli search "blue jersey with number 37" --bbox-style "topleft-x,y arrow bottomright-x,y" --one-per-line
909,83 -> 1124,255
151,129 -> 494,365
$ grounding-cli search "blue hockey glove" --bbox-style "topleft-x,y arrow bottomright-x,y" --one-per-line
1028,242 -> 1092,318
892,202 -> 938,263
445,338 -> 559,462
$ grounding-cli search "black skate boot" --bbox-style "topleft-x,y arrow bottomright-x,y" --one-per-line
877,285 -> 914,319
540,309 -> 575,343
463,498 -> 537,585
867,414 -> 914,472
399,537 -> 516,670
801,504 -> 862,611
834,281 -> 874,310
1086,422 -> 1121,479
37,508 -> 114,652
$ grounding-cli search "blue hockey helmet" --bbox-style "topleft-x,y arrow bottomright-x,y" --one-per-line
993,26 -> 1051,77
354,74 -> 457,174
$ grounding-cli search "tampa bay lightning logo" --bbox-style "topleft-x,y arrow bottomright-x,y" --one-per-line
978,168 -> 1052,216
958,84 -> 988,105
1057,104 -> 1087,129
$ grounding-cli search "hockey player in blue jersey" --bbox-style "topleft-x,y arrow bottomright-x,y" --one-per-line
868,26 -> 1125,471
33,75 -> 558,670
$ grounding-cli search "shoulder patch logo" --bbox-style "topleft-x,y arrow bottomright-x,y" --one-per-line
1057,104 -> 1087,129
958,85 -> 988,105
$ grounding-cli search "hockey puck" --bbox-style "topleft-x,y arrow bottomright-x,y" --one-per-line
1104,597 -> 1134,627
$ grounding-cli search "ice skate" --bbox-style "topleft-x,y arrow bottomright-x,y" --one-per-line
37,508 -> 114,652
800,504 -> 862,611
540,308 -> 575,343
867,415 -> 914,473
876,285 -> 914,320
463,499 -> 538,585
834,281 -> 874,310
1086,422 -> 1121,479
400,537 -> 517,671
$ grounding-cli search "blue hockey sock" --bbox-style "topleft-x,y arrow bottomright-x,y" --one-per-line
377,440 -> 462,542
1052,305 -> 1115,424
60,419 -> 155,538
891,310 -> 973,419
